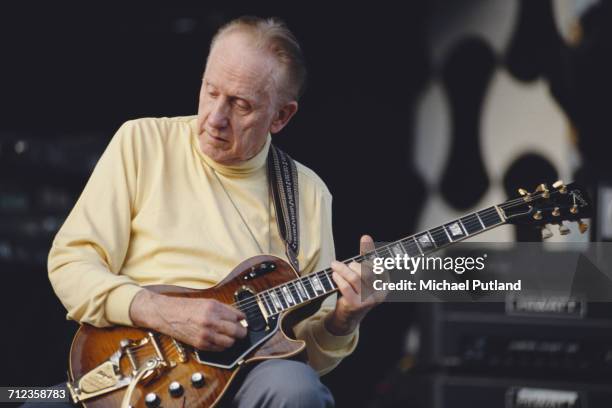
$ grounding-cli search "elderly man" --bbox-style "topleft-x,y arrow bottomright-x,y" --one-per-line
46,16 -> 378,407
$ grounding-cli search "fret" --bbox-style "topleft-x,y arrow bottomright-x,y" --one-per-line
318,272 -> 332,292
286,282 -> 299,303
302,277 -> 316,298
475,212 -> 486,229
321,271 -> 335,291
311,275 -> 324,294
274,288 -> 288,309
376,246 -> 392,259
460,213 -> 483,234
412,236 -> 424,255
442,225 -> 453,242
264,293 -> 277,314
444,221 -> 466,240
415,232 -> 435,251
259,294 -> 273,315
390,243 -> 405,257
281,285 -> 295,306
430,227 -> 450,246
295,280 -> 309,300
269,290 -> 282,311
478,207 -> 502,227
494,205 -> 506,222
457,219 -> 468,236
427,231 -> 438,247
291,282 -> 303,302
399,239 -> 420,258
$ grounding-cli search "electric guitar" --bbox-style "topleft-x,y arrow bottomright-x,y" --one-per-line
66,181 -> 591,407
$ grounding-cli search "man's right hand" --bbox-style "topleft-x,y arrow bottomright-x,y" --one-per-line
129,289 -> 247,351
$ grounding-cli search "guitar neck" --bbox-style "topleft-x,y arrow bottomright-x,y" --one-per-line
251,205 -> 507,317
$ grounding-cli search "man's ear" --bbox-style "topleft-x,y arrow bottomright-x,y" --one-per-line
270,101 -> 298,134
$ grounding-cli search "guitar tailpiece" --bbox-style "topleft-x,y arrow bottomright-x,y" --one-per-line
67,336 -> 155,403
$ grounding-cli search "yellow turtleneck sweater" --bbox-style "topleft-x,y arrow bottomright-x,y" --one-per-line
48,116 -> 357,375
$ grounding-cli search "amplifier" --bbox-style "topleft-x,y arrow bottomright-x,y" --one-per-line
412,302 -> 612,379
375,373 -> 612,408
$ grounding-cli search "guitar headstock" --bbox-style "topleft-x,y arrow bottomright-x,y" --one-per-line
502,180 -> 592,238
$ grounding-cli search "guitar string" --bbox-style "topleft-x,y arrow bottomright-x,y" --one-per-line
229,192 -> 559,315
232,206 -> 527,315
229,192 -> 558,314
230,191 -> 572,315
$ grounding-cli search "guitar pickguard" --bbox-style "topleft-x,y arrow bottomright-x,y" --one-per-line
193,287 -> 280,369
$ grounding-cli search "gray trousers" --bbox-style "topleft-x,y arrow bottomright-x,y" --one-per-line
22,360 -> 334,407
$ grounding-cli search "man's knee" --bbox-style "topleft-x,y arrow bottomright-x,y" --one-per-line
235,359 -> 334,407
263,360 -> 329,403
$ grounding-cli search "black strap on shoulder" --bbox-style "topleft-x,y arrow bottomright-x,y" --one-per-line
267,144 -> 300,271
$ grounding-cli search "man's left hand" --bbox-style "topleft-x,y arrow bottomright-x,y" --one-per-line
325,235 -> 385,336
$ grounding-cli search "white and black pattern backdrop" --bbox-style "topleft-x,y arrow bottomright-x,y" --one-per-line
412,0 -> 595,244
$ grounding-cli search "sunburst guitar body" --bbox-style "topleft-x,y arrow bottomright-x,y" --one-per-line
68,255 -> 321,408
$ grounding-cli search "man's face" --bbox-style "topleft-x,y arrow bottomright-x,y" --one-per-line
197,33 -> 284,165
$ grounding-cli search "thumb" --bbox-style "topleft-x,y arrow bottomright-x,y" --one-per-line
360,235 -> 374,255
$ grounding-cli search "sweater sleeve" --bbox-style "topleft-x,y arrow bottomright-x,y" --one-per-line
292,189 -> 359,376
48,120 -> 143,327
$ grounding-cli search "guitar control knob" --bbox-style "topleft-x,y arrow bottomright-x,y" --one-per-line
144,392 -> 161,408
191,372 -> 205,388
169,381 -> 184,397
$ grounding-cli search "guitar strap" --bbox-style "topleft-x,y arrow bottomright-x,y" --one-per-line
267,144 -> 300,272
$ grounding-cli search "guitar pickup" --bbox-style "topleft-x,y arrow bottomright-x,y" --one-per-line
243,262 -> 277,280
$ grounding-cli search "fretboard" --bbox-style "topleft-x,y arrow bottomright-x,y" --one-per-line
250,205 -> 506,317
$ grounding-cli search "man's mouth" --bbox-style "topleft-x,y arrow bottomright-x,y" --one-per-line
205,130 -> 229,143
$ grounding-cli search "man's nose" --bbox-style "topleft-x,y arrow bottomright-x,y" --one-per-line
207,99 -> 230,129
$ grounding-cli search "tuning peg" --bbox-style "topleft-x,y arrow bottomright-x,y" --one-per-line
552,180 -> 568,194
541,226 -> 553,240
558,223 -> 571,235
578,220 -> 589,234
535,183 -> 550,198
570,204 -> 578,214
533,210 -> 543,220
518,188 -> 530,200
552,207 -> 560,217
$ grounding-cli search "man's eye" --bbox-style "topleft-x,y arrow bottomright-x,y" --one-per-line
207,91 -> 218,98
233,100 -> 250,111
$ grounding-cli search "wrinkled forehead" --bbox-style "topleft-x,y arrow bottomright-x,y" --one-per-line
205,32 -> 281,100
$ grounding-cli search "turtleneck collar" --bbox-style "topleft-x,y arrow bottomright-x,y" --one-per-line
190,117 -> 271,177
